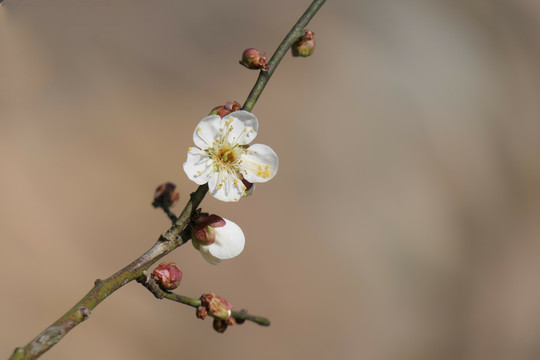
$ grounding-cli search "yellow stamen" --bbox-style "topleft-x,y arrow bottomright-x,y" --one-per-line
257,165 -> 271,178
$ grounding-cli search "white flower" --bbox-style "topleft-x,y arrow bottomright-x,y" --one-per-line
191,217 -> 245,265
183,110 -> 278,202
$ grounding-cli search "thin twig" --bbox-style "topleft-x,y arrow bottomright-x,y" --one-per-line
152,201 -> 178,224
138,274 -> 271,326
243,0 -> 327,112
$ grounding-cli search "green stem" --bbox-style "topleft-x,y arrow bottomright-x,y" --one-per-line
242,0 -> 327,112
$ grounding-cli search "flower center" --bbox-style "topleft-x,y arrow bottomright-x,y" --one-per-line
208,143 -> 244,173
216,146 -> 236,165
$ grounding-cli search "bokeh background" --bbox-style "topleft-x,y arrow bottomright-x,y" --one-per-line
2,0 -> 540,359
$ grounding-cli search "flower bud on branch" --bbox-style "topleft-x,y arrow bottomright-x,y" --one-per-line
152,182 -> 180,223
196,306 -> 208,320
239,48 -> 268,70
153,182 -> 180,207
213,319 -> 228,333
200,293 -> 233,320
151,262 -> 183,291
210,101 -> 242,118
291,29 -> 316,57
200,293 -> 236,333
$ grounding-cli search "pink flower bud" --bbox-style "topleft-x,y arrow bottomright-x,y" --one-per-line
224,101 -> 242,112
209,101 -> 242,118
239,48 -> 268,70
190,213 -> 226,246
200,293 -> 233,320
291,29 -> 316,57
151,262 -> 182,291
153,182 -> 180,207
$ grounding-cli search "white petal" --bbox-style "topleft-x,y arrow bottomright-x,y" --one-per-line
183,147 -> 213,185
222,110 -> 258,145
208,171 -> 245,202
240,144 -> 279,183
193,115 -> 222,149
208,218 -> 245,260
199,245 -> 222,265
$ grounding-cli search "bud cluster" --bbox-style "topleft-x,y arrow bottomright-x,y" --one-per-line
197,293 -> 236,333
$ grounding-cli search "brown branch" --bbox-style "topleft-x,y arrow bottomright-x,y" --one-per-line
10,185 -> 208,360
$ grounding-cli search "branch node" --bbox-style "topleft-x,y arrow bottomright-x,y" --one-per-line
76,307 -> 91,322
10,348 -> 25,360
37,326 -> 64,346
159,234 -> 174,242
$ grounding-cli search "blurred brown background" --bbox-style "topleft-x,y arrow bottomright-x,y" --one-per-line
2,0 -> 540,359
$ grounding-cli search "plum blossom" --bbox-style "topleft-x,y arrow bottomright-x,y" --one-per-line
183,110 -> 278,202
191,214 -> 245,265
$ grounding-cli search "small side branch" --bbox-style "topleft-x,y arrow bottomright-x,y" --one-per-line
152,200 -> 178,224
138,274 -> 271,327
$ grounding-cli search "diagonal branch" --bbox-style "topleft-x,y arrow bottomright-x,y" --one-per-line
9,1 -> 326,358
9,185 -> 208,360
